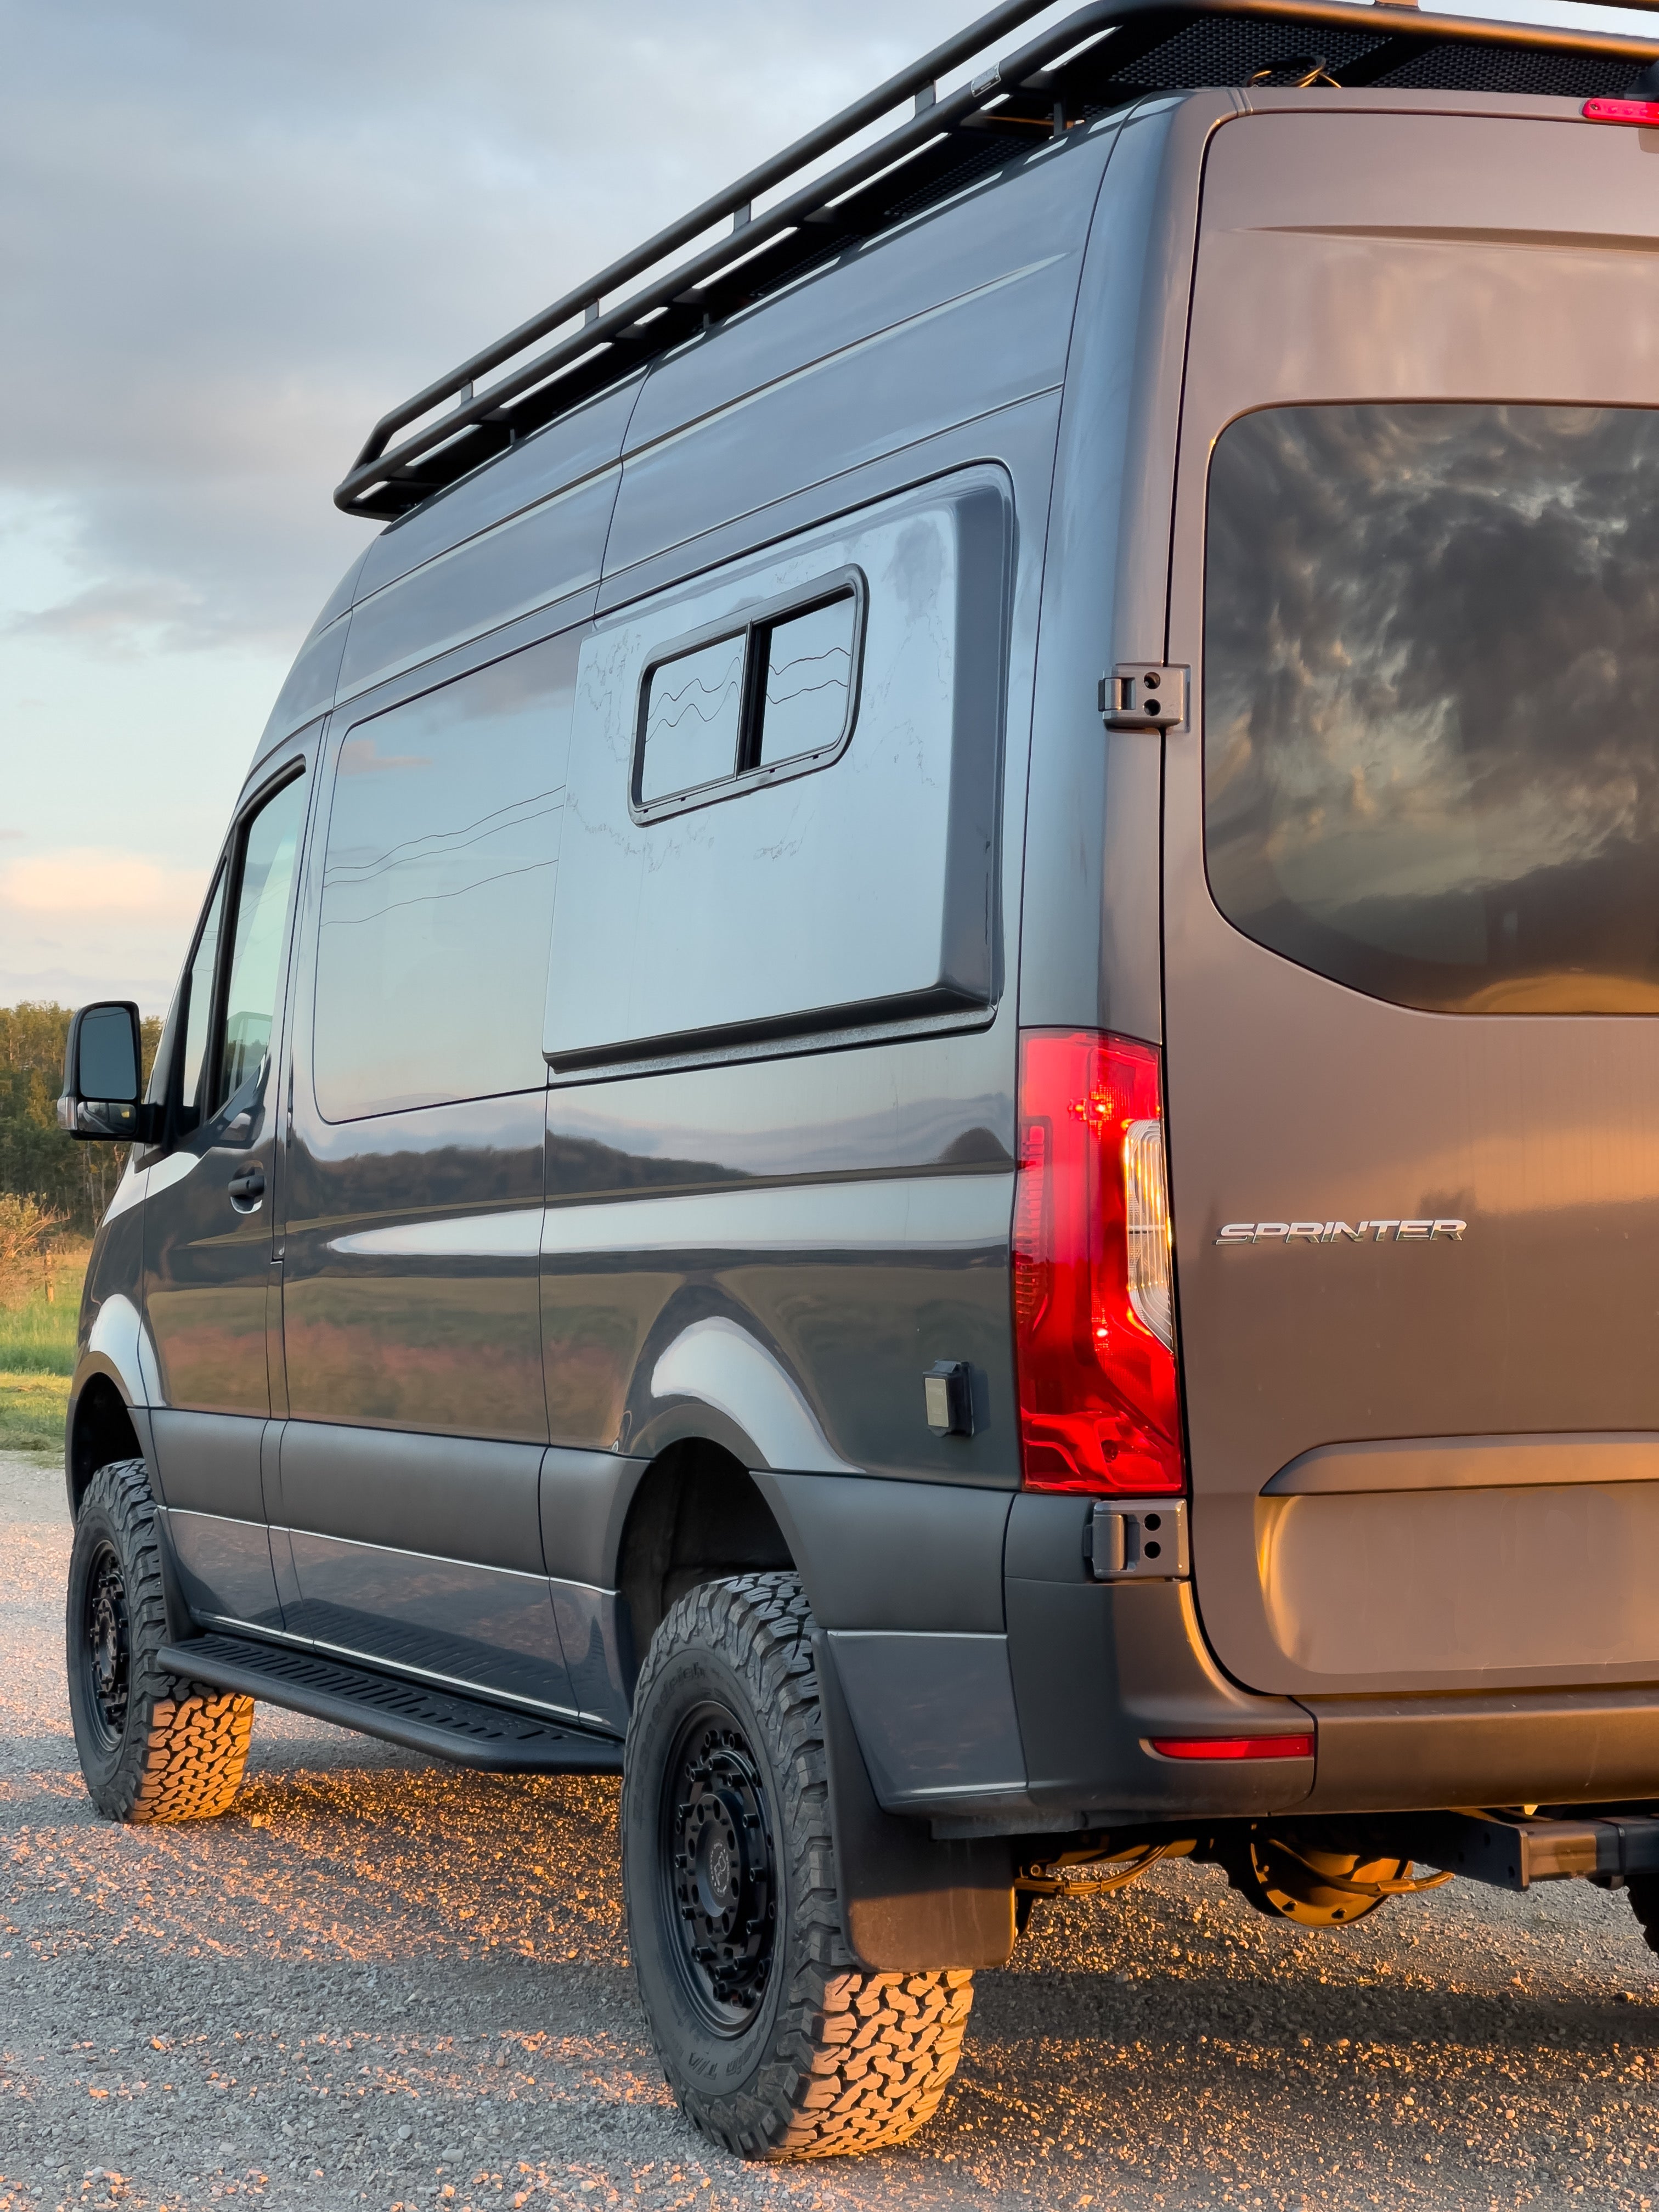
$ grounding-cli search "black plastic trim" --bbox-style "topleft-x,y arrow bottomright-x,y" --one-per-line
159,1632 -> 624,1775
815,1630 -> 1015,1968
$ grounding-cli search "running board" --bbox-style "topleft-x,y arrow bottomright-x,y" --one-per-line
159,1632 -> 624,1776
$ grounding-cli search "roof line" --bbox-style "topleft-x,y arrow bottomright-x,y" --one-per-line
335,0 -> 1659,520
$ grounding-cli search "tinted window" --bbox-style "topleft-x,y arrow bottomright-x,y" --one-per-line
179,870 -> 226,1121
1205,404 -> 1659,1014
756,597 -> 856,765
635,583 -> 860,814
215,774 -> 306,1113
314,633 -> 578,1119
639,632 -> 744,802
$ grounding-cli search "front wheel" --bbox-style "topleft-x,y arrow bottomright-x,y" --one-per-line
66,1459 -> 253,1823
622,1573 -> 974,2160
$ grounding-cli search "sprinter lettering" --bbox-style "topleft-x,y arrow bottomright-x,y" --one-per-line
1215,1218 -> 1468,1245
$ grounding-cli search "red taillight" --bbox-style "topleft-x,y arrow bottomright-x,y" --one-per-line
1012,1030 -> 1184,1494
1583,95 -> 1659,127
1150,1734 -> 1315,1761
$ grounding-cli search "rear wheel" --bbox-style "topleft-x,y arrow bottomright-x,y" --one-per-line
66,1459 -> 253,1823
1628,1876 -> 1659,1956
622,1573 -> 974,2160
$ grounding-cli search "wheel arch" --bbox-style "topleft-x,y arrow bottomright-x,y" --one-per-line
66,1360 -> 146,1522
616,1437 -> 795,1663
624,1311 -> 859,1478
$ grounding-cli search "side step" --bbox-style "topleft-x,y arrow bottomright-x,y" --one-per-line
159,1632 -> 624,1776
1420,1810 -> 1659,1891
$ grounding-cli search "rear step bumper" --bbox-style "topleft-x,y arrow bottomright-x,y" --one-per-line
159,1633 -> 624,1775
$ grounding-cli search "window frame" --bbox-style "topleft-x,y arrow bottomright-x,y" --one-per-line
143,860 -> 225,1150
206,760 -> 307,1123
156,759 -> 307,1145
212,766 -> 310,1119
630,567 -> 866,825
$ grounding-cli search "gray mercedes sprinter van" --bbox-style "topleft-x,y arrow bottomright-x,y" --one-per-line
53,0 -> 1659,2158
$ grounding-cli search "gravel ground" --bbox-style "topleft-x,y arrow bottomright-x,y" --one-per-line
5,1453 -> 1659,2212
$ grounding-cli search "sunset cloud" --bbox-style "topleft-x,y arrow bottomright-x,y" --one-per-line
0,847 -> 206,1009
0,846 -> 206,921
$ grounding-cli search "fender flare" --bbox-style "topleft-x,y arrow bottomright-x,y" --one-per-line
65,1294 -> 157,1520
627,1313 -> 859,1474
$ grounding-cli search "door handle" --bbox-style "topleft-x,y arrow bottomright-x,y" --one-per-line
227,1165 -> 266,1211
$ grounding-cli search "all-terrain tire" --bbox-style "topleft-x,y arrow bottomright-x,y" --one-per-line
1628,1875 -> 1659,1956
66,1458 -> 253,1823
622,1572 -> 974,2160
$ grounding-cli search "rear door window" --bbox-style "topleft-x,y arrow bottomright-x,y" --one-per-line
1205,403 -> 1659,1014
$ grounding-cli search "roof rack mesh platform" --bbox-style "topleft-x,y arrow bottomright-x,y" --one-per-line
335,0 -> 1659,520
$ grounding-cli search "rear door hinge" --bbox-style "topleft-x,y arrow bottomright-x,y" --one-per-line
1100,663 -> 1189,731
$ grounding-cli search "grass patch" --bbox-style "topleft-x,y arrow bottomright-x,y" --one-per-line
0,1266 -> 83,1457
0,1372 -> 70,1457
0,1266 -> 83,1376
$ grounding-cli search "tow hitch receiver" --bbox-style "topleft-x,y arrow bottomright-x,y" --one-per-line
1420,1812 -> 1659,1891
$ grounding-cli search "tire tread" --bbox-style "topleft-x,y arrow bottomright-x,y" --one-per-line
627,1572 -> 974,2161
72,1460 -> 253,1824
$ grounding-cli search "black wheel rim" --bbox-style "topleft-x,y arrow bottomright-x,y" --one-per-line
82,1538 -> 131,1747
659,1700 -> 777,2034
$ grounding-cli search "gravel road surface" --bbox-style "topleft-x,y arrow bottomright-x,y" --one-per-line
4,1452 -> 1659,2212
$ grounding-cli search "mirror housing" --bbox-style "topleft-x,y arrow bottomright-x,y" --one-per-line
57,1001 -> 159,1143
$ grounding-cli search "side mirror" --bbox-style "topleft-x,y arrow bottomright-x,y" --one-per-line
57,1001 -> 157,1143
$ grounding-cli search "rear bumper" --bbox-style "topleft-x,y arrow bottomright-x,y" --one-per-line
988,1589 -> 1659,1832
1301,1688 -> 1659,1815
773,1476 -> 1659,1833
804,1487 -> 1319,1832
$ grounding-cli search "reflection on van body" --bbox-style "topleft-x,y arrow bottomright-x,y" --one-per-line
1206,404 -> 1659,1012
314,636 -> 577,1119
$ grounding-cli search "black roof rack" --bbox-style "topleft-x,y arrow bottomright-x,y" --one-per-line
335,0 -> 1659,520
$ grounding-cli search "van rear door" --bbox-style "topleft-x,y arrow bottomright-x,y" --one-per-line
1161,102 -> 1659,1697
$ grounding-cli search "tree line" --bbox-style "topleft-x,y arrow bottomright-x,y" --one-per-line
0,1002 -> 163,1237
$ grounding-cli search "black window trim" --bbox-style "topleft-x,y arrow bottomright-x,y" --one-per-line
162,758 -> 308,1147
629,566 -> 867,825
207,758 -> 309,1123
141,857 -> 225,1157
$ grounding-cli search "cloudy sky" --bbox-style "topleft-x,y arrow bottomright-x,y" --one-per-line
4,0 -> 1654,1012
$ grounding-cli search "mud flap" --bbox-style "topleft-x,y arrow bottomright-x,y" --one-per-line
814,1630 -> 1015,1970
